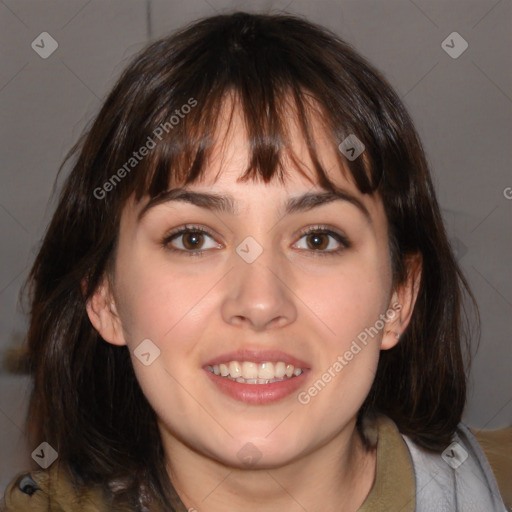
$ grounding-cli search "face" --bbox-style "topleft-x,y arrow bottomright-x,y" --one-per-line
88,99 -> 409,471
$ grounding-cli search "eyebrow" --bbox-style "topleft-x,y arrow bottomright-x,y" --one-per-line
137,187 -> 371,223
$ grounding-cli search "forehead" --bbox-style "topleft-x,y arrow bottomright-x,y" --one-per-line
179,93 -> 359,193
130,93 -> 385,224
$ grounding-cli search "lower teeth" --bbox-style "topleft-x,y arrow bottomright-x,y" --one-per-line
226,376 -> 293,385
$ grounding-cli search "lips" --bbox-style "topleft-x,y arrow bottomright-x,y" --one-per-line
202,348 -> 311,404
204,368 -> 309,404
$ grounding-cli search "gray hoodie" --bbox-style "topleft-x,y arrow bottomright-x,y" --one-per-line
403,422 -> 509,511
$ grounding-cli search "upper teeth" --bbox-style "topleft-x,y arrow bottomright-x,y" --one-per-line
206,361 -> 303,380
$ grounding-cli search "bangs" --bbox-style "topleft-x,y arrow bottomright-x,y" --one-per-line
105,13 -> 386,206
135,90 -> 373,202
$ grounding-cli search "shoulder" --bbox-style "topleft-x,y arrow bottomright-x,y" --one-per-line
1,465 -> 116,512
398,419 -> 510,512
470,425 -> 512,511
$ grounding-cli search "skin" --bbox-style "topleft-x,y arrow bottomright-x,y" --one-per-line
87,97 -> 421,512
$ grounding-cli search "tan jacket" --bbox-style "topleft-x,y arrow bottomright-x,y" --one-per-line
2,415 -> 511,511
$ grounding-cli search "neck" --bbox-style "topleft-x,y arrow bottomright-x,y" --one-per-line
162,419 -> 377,512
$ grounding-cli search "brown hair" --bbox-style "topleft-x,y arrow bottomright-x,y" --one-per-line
21,11 -> 478,510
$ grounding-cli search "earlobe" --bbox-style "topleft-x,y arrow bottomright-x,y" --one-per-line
85,279 -> 126,346
381,253 -> 422,350
381,299 -> 403,350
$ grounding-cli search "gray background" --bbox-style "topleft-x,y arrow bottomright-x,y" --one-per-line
1,0 -> 511,493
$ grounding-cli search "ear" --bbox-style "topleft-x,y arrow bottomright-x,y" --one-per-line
85,276 -> 126,346
381,253 -> 422,350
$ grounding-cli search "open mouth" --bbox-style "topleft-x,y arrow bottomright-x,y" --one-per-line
202,350 -> 310,403
205,361 -> 304,385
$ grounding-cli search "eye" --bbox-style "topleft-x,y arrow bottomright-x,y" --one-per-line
293,225 -> 350,256
161,225 -> 221,256
161,224 -> 350,258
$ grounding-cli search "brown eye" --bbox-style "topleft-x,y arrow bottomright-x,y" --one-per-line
293,226 -> 351,256
305,233 -> 330,250
162,225 -> 221,256
181,231 -> 205,250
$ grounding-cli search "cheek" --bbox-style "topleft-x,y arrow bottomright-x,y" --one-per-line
113,250 -> 220,351
113,260 -> 171,342
305,258 -> 391,345
113,257 -> 217,418
297,267 -> 387,425
297,252 -> 391,399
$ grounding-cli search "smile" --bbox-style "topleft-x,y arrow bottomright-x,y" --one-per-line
204,363 -> 309,404
205,360 -> 304,384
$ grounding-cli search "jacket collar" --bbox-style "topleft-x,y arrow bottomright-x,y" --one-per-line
357,413 -> 416,512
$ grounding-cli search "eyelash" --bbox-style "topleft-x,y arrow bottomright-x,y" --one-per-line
160,224 -> 351,258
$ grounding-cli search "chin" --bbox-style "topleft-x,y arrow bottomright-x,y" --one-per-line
205,434 -> 306,470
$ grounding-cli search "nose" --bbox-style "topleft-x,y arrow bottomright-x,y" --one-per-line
220,244 -> 298,331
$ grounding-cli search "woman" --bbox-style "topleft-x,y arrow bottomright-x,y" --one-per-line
1,11 -> 509,512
